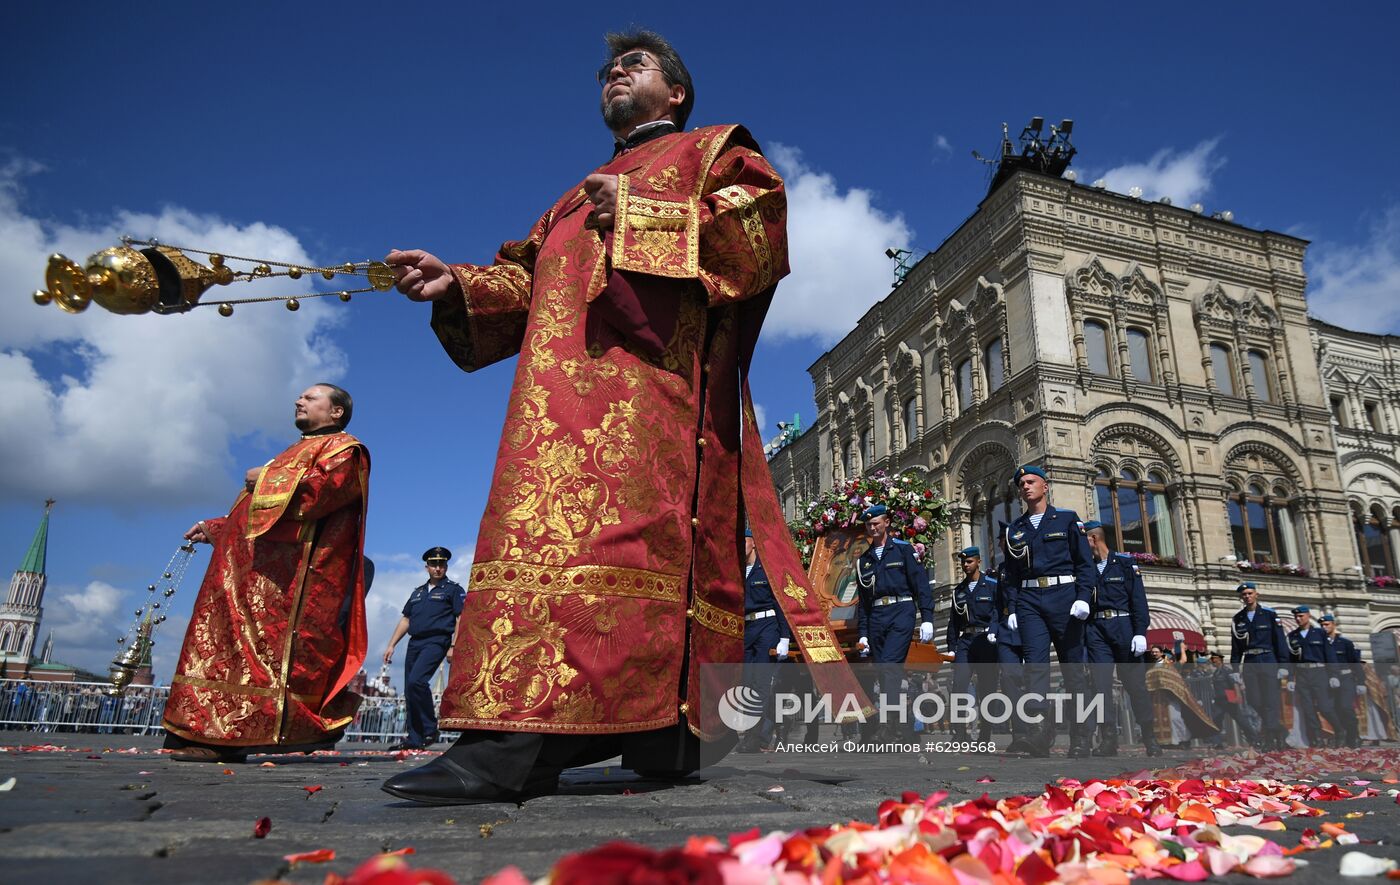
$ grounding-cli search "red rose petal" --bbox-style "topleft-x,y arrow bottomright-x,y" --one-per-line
283,848 -> 335,864
253,816 -> 271,838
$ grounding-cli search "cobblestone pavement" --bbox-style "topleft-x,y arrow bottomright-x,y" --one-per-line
1,732 -> 1397,883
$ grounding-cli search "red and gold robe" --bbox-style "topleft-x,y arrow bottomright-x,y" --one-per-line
431,124 -> 863,738
163,431 -> 370,748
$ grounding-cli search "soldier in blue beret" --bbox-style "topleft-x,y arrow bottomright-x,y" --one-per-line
946,546 -> 999,742
1286,605 -> 1343,747
1229,582 -> 1291,750
737,527 -> 791,753
1082,522 -> 1159,756
383,547 -> 467,751
990,524 -> 1031,751
1320,614 -> 1363,747
854,503 -> 934,736
1001,464 -> 1095,757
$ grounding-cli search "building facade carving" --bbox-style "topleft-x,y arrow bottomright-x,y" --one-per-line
771,167 -> 1399,646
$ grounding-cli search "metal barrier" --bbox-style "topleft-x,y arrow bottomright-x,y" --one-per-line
0,679 -> 417,742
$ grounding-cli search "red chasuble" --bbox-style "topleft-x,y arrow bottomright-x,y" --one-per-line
430,124 -> 865,739
162,431 -> 370,748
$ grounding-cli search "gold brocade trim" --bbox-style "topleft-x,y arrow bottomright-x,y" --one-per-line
691,595 -> 742,639
172,673 -> 279,698
695,125 -> 739,199
469,560 -> 684,602
794,625 -> 843,663
614,173 -> 700,279
274,536 -> 317,738
437,712 -> 679,734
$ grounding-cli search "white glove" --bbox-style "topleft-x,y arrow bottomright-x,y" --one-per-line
858,637 -> 870,658
1276,668 -> 1289,679
919,622 -> 934,643
947,650 -> 957,660
1006,614 -> 1018,631
987,633 -> 997,644
1070,600 -> 1090,620
1131,635 -> 1147,656
775,638 -> 790,659
1287,681 -> 1296,692
1356,684 -> 1368,696
1329,677 -> 1341,689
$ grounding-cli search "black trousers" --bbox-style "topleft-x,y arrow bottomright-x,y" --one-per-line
445,722 -> 735,791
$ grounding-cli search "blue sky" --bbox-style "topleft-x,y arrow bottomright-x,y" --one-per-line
2,2 -> 1398,685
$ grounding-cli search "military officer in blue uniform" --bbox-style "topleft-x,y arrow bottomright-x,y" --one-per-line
738,528 -> 790,753
946,546 -> 999,741
1321,614 -> 1364,747
383,547 -> 467,751
1082,521 -> 1160,757
1286,605 -> 1343,747
855,504 -> 934,736
1001,465 -> 1095,757
1229,582 -> 1291,751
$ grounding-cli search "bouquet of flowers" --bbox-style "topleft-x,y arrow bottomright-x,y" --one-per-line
789,469 -> 951,567
1368,574 -> 1398,589
1237,560 -> 1310,577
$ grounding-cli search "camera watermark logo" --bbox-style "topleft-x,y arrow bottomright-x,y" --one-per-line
717,685 -> 765,731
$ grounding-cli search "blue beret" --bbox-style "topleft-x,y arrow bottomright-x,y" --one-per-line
1291,604 -> 1310,615
1320,613 -> 1335,622
959,546 -> 980,558
1236,582 -> 1257,592
862,504 -> 888,520
743,527 -> 753,538
1082,520 -> 1104,532
1014,464 -> 1047,483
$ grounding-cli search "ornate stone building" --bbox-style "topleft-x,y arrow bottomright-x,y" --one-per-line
770,135 -> 1400,649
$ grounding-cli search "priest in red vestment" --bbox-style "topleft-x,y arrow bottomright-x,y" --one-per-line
162,383 -> 370,763
382,30 -> 864,804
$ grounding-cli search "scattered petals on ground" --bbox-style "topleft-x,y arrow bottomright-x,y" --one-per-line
253,816 -> 272,838
283,847 -> 336,865
322,854 -> 456,885
482,759 -> 1400,885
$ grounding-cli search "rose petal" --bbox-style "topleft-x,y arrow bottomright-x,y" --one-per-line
303,785 -> 323,796
283,848 -> 335,864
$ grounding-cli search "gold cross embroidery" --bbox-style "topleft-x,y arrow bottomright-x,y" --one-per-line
781,575 -> 809,612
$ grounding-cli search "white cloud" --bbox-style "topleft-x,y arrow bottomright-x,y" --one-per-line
765,145 -> 913,344
40,580 -> 123,671
0,161 -> 348,508
932,134 -> 952,160
1308,206 -> 1400,334
1095,138 -> 1225,206
752,402 -> 768,436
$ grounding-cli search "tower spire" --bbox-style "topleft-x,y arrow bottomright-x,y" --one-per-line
18,499 -> 53,575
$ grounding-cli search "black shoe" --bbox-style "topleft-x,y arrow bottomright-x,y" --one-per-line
1144,740 -> 1163,757
1005,733 -> 1033,754
381,756 -> 557,805
423,732 -> 442,746
977,725 -> 992,744
387,740 -> 426,752
1092,737 -> 1119,757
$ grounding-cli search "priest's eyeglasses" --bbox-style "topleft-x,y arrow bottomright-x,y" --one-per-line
597,51 -> 662,85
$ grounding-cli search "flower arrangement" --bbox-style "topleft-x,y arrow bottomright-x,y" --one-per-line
789,469 -> 951,567
1128,551 -> 1185,568
1237,560 -> 1310,577
1368,574 -> 1398,588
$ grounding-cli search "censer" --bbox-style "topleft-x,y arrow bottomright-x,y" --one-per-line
107,541 -> 198,696
33,237 -> 396,318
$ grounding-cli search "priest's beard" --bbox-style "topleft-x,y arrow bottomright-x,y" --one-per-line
601,95 -> 640,131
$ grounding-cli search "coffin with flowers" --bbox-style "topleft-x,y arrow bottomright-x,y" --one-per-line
790,471 -> 953,664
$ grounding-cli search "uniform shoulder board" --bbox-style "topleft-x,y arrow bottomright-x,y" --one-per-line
984,574 -> 998,583
891,537 -> 911,546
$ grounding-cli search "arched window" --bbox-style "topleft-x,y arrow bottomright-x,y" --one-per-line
860,428 -> 873,465
845,442 -> 859,478
1356,506 -> 1396,577
903,397 -> 917,446
1210,343 -> 1236,396
1248,350 -> 1273,401
1127,327 -> 1154,382
984,338 -> 1004,392
1228,481 -> 1301,564
1094,466 -> 1177,557
1085,320 -> 1111,375
955,359 -> 973,413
